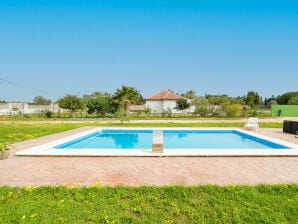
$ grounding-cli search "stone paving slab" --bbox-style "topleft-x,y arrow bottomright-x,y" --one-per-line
0,127 -> 297,187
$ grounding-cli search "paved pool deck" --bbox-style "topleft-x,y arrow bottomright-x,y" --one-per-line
1,127 -> 297,187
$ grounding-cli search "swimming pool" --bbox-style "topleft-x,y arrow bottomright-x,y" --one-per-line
55,129 -> 288,150
16,128 -> 298,156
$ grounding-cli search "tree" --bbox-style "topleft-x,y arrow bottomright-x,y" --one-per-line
288,96 -> 298,105
82,94 -> 92,103
174,98 -> 190,113
245,91 -> 262,109
32,96 -> 52,105
264,95 -> 277,108
86,96 -> 111,117
57,95 -> 85,117
182,90 -> 196,99
82,91 -> 111,104
223,104 -> 243,117
231,96 -> 245,105
112,85 -> 142,119
277,92 -> 298,105
91,91 -> 111,98
192,96 -> 209,116
206,94 -> 231,105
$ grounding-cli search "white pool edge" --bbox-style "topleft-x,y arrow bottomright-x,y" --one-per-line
15,127 -> 298,157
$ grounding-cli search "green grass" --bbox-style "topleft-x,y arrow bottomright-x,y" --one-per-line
0,185 -> 297,224
0,123 -> 83,144
0,122 -> 294,223
0,122 -> 282,144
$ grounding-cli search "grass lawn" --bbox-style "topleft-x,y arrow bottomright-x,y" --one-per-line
1,121 -> 293,223
0,121 -> 282,144
0,185 -> 297,224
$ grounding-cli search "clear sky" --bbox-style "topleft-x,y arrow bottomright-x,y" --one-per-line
0,0 -> 297,102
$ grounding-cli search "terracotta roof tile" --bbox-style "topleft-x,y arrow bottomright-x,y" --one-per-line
146,90 -> 183,100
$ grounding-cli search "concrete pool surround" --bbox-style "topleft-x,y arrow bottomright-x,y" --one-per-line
15,127 -> 298,157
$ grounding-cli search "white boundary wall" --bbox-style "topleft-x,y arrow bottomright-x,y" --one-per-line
0,103 -> 64,115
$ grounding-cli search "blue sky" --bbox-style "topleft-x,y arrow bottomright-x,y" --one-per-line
0,0 -> 297,101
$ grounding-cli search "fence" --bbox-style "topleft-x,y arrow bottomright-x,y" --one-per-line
271,105 -> 298,117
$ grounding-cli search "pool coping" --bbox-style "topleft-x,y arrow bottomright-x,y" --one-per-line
15,127 -> 298,157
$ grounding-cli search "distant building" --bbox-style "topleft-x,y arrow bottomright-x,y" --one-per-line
0,102 -> 64,115
145,90 -> 195,114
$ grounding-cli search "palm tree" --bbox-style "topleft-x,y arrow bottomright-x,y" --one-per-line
91,91 -> 111,98
112,85 -> 141,116
91,91 -> 102,98
183,90 -> 196,99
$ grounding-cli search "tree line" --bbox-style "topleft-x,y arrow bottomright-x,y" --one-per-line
57,86 -> 142,119
3,87 -> 297,118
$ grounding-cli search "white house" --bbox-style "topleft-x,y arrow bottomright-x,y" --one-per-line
145,90 -> 195,114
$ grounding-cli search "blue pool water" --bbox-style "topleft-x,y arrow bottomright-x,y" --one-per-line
55,129 -> 289,150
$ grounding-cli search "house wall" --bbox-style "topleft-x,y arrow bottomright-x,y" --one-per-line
163,100 -> 180,113
145,100 -> 164,113
146,100 -> 195,114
